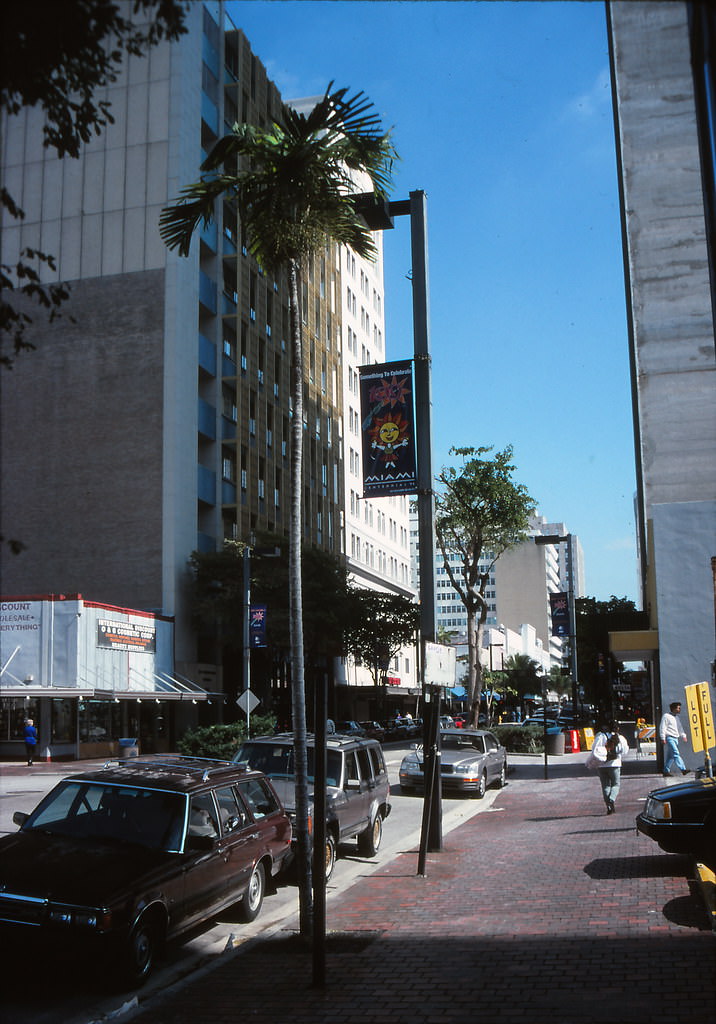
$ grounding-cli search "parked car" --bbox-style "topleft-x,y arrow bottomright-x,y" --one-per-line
636,776 -> 716,863
385,716 -> 419,741
334,720 -> 366,737
399,729 -> 507,797
360,721 -> 385,741
0,756 -> 292,986
234,732 -> 391,882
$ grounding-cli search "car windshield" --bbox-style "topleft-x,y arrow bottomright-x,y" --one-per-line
237,743 -> 343,788
442,733 -> 486,753
22,780 -> 186,851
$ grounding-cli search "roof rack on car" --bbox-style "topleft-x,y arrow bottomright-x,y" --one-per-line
102,754 -> 240,783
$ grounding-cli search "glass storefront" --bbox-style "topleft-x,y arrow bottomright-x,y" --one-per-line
0,698 -> 39,742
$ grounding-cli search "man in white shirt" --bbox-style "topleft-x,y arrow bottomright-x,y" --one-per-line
658,701 -> 688,777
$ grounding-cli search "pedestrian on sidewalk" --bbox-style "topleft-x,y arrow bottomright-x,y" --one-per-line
659,700 -> 688,776
23,718 -> 37,766
591,720 -> 629,814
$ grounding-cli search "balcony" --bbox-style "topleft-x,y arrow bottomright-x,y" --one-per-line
198,398 -> 216,440
197,465 -> 216,506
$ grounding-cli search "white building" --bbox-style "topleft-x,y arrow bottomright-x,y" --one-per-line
336,230 -> 418,714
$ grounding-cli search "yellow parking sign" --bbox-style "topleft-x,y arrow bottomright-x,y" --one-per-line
685,682 -> 715,753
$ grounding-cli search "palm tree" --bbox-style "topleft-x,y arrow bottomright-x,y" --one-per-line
159,84 -> 395,937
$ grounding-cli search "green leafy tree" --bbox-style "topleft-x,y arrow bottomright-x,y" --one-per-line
435,446 -> 536,727
343,590 -> 419,687
0,0 -> 188,368
502,653 -> 543,704
161,84 -> 395,936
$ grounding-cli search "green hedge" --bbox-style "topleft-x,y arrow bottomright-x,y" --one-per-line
177,714 -> 276,761
492,724 -> 544,754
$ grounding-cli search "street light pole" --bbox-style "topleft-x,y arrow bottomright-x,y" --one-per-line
354,189 -> 440,860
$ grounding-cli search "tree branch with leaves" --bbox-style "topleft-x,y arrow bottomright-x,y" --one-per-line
435,446 -> 536,727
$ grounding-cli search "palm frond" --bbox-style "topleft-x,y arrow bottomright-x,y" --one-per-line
159,175 -> 236,256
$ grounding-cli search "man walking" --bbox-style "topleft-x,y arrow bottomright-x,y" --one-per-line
659,701 -> 688,776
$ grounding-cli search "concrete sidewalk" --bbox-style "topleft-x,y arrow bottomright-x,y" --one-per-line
127,755 -> 715,1024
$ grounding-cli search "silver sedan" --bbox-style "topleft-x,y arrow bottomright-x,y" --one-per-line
399,729 -> 507,798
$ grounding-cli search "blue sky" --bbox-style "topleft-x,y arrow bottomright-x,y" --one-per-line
227,0 -> 638,603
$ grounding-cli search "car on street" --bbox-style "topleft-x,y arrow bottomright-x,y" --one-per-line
399,728 -> 508,797
636,776 -> 716,863
360,721 -> 386,741
234,732 -> 391,881
334,720 -> 366,737
0,756 -> 292,987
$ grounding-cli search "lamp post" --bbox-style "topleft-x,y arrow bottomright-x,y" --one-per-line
353,190 -> 440,865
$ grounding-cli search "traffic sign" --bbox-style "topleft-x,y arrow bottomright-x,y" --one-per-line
237,689 -> 260,714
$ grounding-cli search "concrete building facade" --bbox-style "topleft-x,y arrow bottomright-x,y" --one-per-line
607,2 -> 716,720
0,1 -> 412,749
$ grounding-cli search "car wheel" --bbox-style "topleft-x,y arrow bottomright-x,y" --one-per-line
400,784 -> 415,795
239,861 -> 265,922
475,772 -> 487,799
358,813 -> 383,857
123,913 -> 162,987
497,761 -> 507,788
324,833 -> 337,883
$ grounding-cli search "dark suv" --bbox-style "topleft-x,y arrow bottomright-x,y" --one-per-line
234,733 -> 391,881
0,756 -> 291,986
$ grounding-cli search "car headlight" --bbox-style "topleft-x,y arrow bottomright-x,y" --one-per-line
402,758 -> 420,770
49,905 -> 111,929
454,759 -> 481,776
645,797 -> 671,821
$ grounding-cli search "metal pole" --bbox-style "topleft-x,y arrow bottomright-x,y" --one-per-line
409,190 -> 441,855
312,670 -> 327,986
567,534 -> 579,718
243,544 -> 251,736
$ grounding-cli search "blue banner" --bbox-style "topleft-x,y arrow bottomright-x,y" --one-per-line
549,592 -> 571,637
250,605 -> 267,648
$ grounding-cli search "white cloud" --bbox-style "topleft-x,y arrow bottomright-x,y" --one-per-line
565,67 -> 611,120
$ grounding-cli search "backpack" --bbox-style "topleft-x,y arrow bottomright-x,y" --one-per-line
605,733 -> 620,761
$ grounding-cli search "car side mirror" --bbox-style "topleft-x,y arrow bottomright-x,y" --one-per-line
13,811 -> 28,827
345,779 -> 361,791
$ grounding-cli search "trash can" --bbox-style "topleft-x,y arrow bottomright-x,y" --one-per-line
118,737 -> 138,758
545,731 -> 565,755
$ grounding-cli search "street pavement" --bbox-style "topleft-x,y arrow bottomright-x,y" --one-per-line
118,751 -> 715,1024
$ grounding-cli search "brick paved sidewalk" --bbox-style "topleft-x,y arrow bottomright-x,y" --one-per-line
130,763 -> 715,1024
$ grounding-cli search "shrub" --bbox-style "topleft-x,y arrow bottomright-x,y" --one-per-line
177,714 -> 276,760
492,724 -> 544,754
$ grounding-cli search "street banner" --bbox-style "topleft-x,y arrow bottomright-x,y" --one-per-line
249,605 -> 267,648
685,681 -> 715,753
549,592 -> 571,637
359,361 -> 417,496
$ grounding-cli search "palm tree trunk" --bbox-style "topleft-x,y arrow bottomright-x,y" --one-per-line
287,258 -> 312,937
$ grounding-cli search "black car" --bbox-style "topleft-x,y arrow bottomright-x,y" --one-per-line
0,756 -> 292,986
636,776 -> 716,863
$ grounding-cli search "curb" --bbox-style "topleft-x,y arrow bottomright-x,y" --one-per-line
695,862 -> 716,933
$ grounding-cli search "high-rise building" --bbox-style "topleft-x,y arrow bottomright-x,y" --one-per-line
607,2 -> 716,716
336,235 -> 417,712
0,2 -> 409,752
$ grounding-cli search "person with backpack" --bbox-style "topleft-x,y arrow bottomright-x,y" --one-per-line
590,720 -> 630,814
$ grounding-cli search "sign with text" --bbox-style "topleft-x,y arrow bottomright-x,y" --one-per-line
685,681 -> 715,754
359,361 -> 417,496
549,592 -> 571,637
97,619 -> 156,654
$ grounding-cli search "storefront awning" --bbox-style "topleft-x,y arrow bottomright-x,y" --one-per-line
608,629 -> 659,663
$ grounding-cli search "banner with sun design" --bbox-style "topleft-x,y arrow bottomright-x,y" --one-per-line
358,361 -> 418,496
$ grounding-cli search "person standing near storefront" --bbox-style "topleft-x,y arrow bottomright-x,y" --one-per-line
659,700 -> 689,776
23,718 -> 37,766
